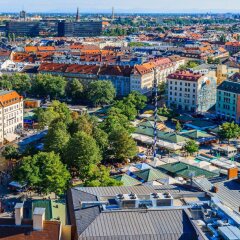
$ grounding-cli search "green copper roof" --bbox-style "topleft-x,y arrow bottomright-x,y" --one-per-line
147,115 -> 168,122
138,121 -> 155,128
133,168 -> 168,182
158,162 -> 218,179
135,126 -> 190,143
112,174 -> 141,186
181,130 -> 213,140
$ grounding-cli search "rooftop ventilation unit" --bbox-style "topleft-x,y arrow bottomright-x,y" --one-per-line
115,192 -> 139,209
150,192 -> 173,207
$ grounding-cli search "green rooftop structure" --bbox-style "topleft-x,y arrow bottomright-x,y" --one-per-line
181,130 -> 216,143
138,121 -> 154,128
112,174 -> 141,186
32,200 -> 52,220
132,168 -> 168,182
157,162 -> 218,179
32,199 -> 66,224
174,115 -> 194,123
185,120 -> 217,130
147,115 -> 168,122
135,126 -> 189,144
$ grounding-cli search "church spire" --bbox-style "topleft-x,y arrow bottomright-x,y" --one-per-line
76,7 -> 80,21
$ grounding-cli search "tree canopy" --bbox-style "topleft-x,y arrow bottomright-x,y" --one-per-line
184,140 -> 199,156
219,121 -> 240,143
83,164 -> 122,187
14,152 -> 70,195
64,131 -> 102,179
87,80 -> 116,106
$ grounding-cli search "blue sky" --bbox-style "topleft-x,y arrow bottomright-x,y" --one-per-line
1,0 -> 240,13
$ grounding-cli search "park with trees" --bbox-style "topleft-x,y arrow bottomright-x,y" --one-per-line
10,89 -> 148,195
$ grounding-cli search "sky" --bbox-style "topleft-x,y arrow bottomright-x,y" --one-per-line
1,0 -> 240,13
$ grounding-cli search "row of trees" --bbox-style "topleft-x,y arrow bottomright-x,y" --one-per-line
0,74 -> 116,106
13,91 -> 147,194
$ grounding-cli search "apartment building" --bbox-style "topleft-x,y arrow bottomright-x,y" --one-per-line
167,70 -> 217,112
0,90 -> 23,144
130,58 -> 181,95
216,74 -> 240,123
225,42 -> 240,54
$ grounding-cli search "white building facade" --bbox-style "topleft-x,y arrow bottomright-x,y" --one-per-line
167,71 -> 217,112
0,90 -> 23,144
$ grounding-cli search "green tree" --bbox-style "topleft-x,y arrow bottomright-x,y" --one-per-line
87,80 -> 116,106
175,121 -> 182,132
64,131 -> 102,179
184,140 -> 199,156
83,164 -> 122,187
101,107 -> 134,133
10,73 -> 31,95
0,75 -> 12,90
2,146 -> 20,161
109,128 -> 137,162
31,74 -> 66,99
68,114 -> 93,136
92,126 -> 109,154
158,82 -> 167,99
114,100 -> 138,120
44,121 -> 70,155
14,152 -> 70,195
125,91 -> 147,111
66,79 -> 83,103
35,101 -> 72,129
219,121 -> 240,144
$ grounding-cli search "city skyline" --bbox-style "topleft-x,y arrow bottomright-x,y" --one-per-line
1,0 -> 240,13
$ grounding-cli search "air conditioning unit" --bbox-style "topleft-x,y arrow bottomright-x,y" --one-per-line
115,192 -> 139,209
150,192 -> 173,207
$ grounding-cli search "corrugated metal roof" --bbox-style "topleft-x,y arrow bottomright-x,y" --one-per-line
74,185 -> 197,197
212,180 -> 240,212
79,209 -> 197,240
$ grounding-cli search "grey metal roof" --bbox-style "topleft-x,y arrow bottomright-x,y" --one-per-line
70,186 -> 201,240
217,80 -> 240,94
70,189 -> 100,236
79,209 -> 198,240
75,185 -> 198,197
193,178 -> 213,192
194,178 -> 240,212
212,180 -> 240,212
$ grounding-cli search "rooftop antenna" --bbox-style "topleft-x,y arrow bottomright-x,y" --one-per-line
153,69 -> 158,158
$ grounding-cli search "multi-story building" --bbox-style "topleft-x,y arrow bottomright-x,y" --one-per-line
58,21 -> 102,37
225,42 -> 240,54
216,74 -> 240,123
167,70 -> 217,112
6,21 -> 40,37
0,90 -> 23,144
130,58 -> 181,95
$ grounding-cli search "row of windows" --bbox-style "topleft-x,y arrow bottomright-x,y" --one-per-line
169,87 -> 196,93
169,92 -> 196,98
169,81 -> 196,87
169,97 -> 195,104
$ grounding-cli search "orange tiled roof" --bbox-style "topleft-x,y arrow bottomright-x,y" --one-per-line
0,90 -> 22,107
38,46 -> 56,51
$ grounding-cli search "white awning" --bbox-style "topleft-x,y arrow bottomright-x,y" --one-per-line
4,133 -> 20,142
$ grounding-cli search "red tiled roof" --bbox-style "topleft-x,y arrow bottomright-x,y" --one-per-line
168,70 -> 203,81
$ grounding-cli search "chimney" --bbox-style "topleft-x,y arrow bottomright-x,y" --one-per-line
14,203 -> 24,225
33,208 -> 45,231
228,168 -> 238,180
